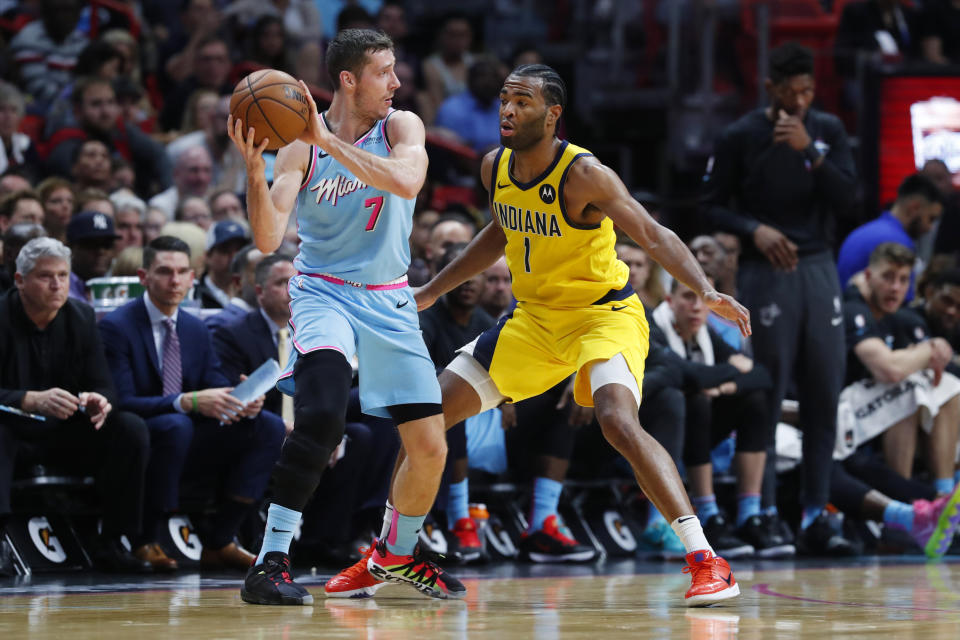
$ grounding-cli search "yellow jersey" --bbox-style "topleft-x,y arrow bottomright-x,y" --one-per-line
490,140 -> 630,309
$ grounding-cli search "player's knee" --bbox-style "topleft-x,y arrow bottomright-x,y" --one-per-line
294,402 -> 347,452
596,405 -> 641,452
404,428 -> 448,468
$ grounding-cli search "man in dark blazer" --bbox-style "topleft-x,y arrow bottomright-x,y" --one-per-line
0,237 -> 150,573
212,254 -> 295,419
99,236 -> 285,572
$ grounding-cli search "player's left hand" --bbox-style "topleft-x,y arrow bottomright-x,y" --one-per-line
413,285 -> 438,311
78,392 -> 111,430
297,80 -> 335,152
703,290 -> 751,337
773,109 -> 812,152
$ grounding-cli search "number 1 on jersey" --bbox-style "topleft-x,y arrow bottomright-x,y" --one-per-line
364,196 -> 384,231
523,236 -> 531,273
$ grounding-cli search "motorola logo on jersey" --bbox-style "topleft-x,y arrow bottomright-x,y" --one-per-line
539,184 -> 556,204
28,516 -> 67,563
494,202 -> 563,238
310,174 -> 371,207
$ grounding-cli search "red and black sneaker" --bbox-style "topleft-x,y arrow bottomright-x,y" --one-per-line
682,549 -> 740,607
367,540 -> 466,600
518,515 -> 597,563
241,551 -> 314,605
447,517 -> 484,564
325,539 -> 387,599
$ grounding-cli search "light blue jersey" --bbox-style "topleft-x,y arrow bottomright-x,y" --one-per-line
294,111 -> 412,284
279,110 -> 441,418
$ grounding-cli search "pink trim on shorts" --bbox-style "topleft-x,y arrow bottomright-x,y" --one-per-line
299,271 -> 408,290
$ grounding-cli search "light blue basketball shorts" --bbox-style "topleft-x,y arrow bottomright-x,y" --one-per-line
277,272 -> 441,418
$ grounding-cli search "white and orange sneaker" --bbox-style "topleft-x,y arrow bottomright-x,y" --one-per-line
682,549 -> 740,607
324,540 -> 387,599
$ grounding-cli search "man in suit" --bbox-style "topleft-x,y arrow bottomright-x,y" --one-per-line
193,221 -> 250,310
212,254 -> 295,419
0,237 -> 150,573
204,244 -> 266,332
99,236 -> 285,572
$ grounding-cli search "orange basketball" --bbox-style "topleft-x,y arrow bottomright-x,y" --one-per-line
229,69 -> 311,151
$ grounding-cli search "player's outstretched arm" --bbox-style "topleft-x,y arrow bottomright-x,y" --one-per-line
415,149 -> 506,310
573,159 -> 752,337
296,81 -> 426,199
227,115 -> 305,253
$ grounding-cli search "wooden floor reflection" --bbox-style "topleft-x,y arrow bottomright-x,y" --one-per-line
1,561 -> 959,638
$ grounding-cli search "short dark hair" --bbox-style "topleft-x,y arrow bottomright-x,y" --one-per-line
75,41 -> 122,77
72,76 -> 114,109
71,138 -> 110,166
326,29 -> 393,90
254,253 -> 294,287
931,267 -> 960,290
509,63 -> 566,109
0,189 -> 42,220
229,243 -> 257,276
769,42 -> 814,84
868,242 -> 914,268
896,173 -> 942,205
143,235 -> 191,269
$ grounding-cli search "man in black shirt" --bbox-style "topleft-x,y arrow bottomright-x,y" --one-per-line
0,237 -> 150,572
702,42 -> 858,554
840,244 -> 956,492
913,268 -> 960,376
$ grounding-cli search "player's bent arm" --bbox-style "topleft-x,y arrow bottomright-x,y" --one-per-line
854,338 -> 933,384
577,161 -> 714,297
248,142 -> 306,253
321,110 -> 427,199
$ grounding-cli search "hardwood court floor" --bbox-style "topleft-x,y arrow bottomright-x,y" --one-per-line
2,558 -> 959,639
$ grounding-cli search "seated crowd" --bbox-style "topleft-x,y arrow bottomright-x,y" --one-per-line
2,1 -> 960,577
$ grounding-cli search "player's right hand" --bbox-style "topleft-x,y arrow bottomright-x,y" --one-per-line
556,378 -> 593,426
227,115 -> 270,174
753,223 -> 798,272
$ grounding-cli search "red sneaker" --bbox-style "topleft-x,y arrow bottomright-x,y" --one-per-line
324,540 -> 387,599
448,517 -> 483,563
682,549 -> 740,607
367,539 -> 466,599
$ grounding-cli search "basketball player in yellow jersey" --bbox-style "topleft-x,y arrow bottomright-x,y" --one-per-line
326,64 -> 748,606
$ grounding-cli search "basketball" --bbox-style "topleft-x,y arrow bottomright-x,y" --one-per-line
229,69 -> 311,151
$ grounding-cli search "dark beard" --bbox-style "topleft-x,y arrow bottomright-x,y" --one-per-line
500,112 -> 547,150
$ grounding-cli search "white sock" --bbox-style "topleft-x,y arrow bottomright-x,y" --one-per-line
379,502 -> 394,540
670,515 -> 714,554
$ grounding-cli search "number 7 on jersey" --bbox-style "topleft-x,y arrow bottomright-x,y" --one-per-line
364,196 -> 384,231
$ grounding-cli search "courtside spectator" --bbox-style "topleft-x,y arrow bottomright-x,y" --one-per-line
0,82 -> 40,183
616,241 -> 666,310
925,159 -> 960,259
434,57 -> 505,154
66,211 -> 119,303
205,245 -> 266,331
837,173 -> 942,297
212,254 -> 295,418
70,139 -> 113,192
0,172 -> 32,198
0,237 -> 150,572
0,190 -> 44,233
150,146 -> 214,220
195,221 -> 250,309
46,77 -> 171,197
7,0 -> 88,106
703,43 -> 858,552
209,190 -> 245,224
479,256 -> 512,319
36,177 -> 75,243
160,37 -> 233,132
99,236 -> 285,571
840,243 -> 957,491
0,223 -> 47,292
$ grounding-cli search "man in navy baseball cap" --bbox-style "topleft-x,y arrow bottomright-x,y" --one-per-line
195,220 -> 251,309
67,211 -> 120,302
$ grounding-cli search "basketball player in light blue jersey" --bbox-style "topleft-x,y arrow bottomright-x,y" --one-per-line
228,29 -> 465,604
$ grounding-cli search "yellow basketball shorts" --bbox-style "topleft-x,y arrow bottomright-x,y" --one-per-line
466,294 -> 649,407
